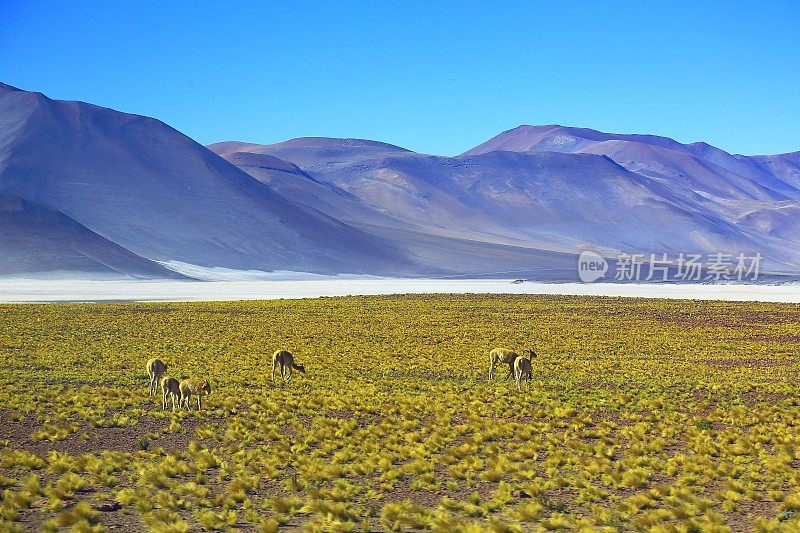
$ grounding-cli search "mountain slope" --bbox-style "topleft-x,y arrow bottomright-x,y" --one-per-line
0,83 -> 413,275
214,132 -> 800,273
458,125 -> 800,269
3,79 -> 798,279
211,149 -> 407,228
0,191 -> 186,278
463,125 -> 800,200
211,143 -> 591,277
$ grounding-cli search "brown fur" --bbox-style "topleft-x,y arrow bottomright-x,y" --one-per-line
488,347 -> 537,381
160,377 -> 181,411
513,356 -> 533,391
179,379 -> 212,410
147,358 -> 167,396
271,350 -> 305,383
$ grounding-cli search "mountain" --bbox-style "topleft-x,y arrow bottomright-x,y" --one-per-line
0,83 -> 414,277
210,141 -> 587,278
463,125 -> 800,200
3,80 -> 798,279
0,191 -> 185,278
212,131 -> 800,274
750,151 -> 800,192
208,144 -> 403,228
459,125 -> 800,269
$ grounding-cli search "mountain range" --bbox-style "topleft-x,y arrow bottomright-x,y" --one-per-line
1,82 -> 798,280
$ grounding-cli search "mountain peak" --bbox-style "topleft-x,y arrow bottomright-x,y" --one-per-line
209,137 -> 412,159
270,136 -> 411,152
463,124 -> 723,158
0,82 -> 23,92
3,82 -> 800,278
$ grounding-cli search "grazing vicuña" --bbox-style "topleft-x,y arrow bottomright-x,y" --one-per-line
488,347 -> 536,381
179,379 -> 212,410
514,355 -> 533,391
160,376 -> 180,411
146,358 -> 167,396
272,350 -> 305,382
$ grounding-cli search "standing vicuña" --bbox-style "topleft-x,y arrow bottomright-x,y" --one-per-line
272,350 -> 305,382
161,376 -> 181,411
488,347 -> 537,381
147,358 -> 167,396
179,379 -> 212,410
514,356 -> 533,391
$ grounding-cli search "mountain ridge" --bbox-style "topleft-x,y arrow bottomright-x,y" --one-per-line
0,82 -> 417,277
212,126 -> 800,274
0,191 -> 188,278
2,81 -> 798,279
463,124 -> 798,159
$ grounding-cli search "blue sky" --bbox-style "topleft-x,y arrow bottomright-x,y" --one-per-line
1,1 -> 798,155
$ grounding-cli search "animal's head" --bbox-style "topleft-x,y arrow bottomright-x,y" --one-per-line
296,364 -> 306,374
202,381 -> 212,395
525,349 -> 538,359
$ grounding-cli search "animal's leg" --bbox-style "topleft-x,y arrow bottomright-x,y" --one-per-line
488,360 -> 495,381
285,365 -> 292,382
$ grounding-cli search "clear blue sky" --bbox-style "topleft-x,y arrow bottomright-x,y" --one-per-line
1,1 -> 798,155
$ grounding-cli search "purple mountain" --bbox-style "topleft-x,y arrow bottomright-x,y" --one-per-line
2,81 -> 798,279
212,128 -> 800,275
0,191 -> 185,278
0,83 -> 413,277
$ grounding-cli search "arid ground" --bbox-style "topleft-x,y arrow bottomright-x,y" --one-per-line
1,295 -> 798,531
